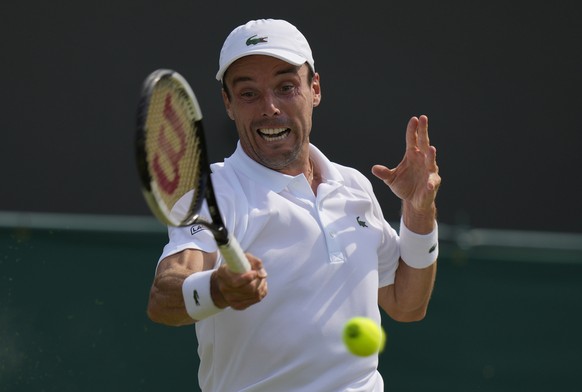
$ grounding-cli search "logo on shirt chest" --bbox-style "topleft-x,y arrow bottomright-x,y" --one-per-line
356,216 -> 368,228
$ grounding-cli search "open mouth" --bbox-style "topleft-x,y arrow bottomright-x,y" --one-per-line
257,128 -> 290,141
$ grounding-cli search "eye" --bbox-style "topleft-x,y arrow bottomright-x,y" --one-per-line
279,83 -> 296,95
239,90 -> 257,101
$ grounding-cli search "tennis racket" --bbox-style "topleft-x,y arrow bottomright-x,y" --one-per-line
135,68 -> 250,273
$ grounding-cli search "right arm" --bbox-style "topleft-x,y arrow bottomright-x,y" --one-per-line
147,249 -> 268,326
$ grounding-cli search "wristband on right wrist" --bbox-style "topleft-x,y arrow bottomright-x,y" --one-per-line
182,270 -> 224,321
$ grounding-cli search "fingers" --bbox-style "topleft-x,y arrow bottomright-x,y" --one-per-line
427,171 -> 441,192
215,254 -> 268,310
405,116 -> 419,151
417,115 -> 430,151
248,253 -> 267,279
427,145 -> 439,172
371,115 -> 438,204
405,115 -> 431,151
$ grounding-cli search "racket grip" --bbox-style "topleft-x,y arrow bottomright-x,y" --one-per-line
218,232 -> 251,273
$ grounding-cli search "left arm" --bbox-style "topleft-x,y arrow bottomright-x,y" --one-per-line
378,258 -> 436,322
372,115 -> 441,322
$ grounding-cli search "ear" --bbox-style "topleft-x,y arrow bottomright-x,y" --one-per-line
222,89 -> 235,120
311,73 -> 322,107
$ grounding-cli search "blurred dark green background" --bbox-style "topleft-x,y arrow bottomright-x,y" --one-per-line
1,0 -> 582,233
1,213 -> 580,391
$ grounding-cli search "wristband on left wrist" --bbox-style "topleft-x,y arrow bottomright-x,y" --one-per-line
399,217 -> 439,269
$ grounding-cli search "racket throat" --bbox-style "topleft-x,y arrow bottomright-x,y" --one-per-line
209,226 -> 229,246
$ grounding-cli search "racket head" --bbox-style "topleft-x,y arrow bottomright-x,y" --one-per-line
135,69 -> 209,227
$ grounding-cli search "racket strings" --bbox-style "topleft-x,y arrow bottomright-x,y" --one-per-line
144,79 -> 204,220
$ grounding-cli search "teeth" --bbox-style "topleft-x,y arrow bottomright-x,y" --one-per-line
258,128 -> 289,141
259,128 -> 287,135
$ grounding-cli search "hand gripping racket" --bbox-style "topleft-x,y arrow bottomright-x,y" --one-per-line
135,69 -> 250,273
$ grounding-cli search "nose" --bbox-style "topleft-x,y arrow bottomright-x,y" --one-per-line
261,91 -> 281,117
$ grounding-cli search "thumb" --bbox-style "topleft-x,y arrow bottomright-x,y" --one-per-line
371,165 -> 395,184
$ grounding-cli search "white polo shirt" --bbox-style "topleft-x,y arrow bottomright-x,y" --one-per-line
159,142 -> 400,392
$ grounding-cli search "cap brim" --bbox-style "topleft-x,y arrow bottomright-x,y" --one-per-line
216,49 -> 308,81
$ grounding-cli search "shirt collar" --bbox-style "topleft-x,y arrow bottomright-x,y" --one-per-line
226,141 -> 344,193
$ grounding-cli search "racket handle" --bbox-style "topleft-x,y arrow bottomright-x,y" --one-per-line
218,232 -> 251,273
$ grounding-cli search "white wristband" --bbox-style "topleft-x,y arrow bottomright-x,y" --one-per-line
182,270 -> 223,321
399,218 -> 439,269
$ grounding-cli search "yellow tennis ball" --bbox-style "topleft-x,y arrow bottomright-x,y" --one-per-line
342,317 -> 386,357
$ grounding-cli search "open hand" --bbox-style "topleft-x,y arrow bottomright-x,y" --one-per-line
371,115 -> 440,215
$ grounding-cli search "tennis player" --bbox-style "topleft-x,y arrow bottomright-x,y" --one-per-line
147,19 -> 440,391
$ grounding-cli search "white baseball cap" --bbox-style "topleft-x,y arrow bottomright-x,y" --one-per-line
216,19 -> 315,81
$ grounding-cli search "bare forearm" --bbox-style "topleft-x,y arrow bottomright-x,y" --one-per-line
379,260 -> 437,322
147,250 -> 267,325
146,249 -> 210,326
384,202 -> 438,321
147,270 -> 196,326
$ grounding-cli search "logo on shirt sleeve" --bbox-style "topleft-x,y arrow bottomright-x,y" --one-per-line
190,224 -> 206,236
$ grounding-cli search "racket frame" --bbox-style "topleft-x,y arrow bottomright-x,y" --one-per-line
135,69 -> 250,273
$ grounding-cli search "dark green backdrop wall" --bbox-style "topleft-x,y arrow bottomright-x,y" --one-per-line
1,0 -> 582,233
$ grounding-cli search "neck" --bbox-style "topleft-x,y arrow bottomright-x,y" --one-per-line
307,158 -> 321,195
306,158 -> 314,183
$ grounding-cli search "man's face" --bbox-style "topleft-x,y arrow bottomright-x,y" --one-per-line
222,55 -> 321,174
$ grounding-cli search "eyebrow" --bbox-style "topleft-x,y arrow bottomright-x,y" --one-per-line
230,65 -> 301,88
